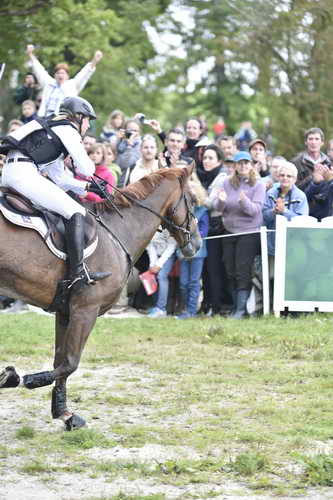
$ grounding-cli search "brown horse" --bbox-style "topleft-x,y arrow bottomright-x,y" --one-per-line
0,165 -> 201,430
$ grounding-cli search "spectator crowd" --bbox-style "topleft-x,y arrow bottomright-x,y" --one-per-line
1,46 -> 332,318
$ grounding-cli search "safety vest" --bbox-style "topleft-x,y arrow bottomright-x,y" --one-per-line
0,117 -> 76,165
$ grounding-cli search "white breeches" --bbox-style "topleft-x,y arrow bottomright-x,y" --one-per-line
2,160 -> 86,220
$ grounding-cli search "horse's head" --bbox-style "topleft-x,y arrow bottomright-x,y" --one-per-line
165,164 -> 202,258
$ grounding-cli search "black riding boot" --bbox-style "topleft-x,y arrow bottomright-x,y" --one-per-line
66,213 -> 111,291
230,289 -> 250,319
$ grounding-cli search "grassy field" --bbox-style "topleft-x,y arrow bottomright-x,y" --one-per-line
1,312 -> 333,499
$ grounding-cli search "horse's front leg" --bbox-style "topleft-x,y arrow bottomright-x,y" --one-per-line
53,305 -> 99,429
51,309 -> 91,430
51,311 -> 75,428
22,303 -> 99,428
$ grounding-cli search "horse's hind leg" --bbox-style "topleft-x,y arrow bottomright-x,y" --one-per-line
0,366 -> 20,388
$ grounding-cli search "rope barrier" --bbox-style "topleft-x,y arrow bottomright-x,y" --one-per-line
204,229 -> 276,240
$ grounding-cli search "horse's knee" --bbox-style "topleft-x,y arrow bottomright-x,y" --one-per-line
56,357 -> 79,378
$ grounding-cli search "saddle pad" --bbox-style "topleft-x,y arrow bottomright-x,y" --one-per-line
0,203 -> 98,261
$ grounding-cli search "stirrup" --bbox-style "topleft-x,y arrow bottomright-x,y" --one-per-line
67,264 -> 111,290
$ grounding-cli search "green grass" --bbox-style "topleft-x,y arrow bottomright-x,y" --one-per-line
15,425 -> 36,440
2,312 -> 333,496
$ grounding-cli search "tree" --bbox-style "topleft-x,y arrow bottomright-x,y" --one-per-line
153,0 -> 333,154
0,0 -> 171,133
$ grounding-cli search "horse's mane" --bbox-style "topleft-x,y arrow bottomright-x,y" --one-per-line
97,167 -> 188,212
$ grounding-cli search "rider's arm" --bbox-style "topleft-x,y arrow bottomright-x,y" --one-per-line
52,125 -> 95,178
43,160 -> 88,195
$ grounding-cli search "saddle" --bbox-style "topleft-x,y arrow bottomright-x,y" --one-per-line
0,187 -> 98,261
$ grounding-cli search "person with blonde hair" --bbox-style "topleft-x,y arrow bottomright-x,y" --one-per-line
85,143 -> 115,203
176,172 -> 209,319
7,119 -> 23,133
100,109 -> 125,147
20,99 -> 37,124
212,151 -> 266,318
104,142 -> 121,184
263,161 -> 308,257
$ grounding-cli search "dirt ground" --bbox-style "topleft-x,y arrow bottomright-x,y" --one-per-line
2,359 -> 333,500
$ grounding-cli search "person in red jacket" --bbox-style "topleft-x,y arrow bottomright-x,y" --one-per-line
85,143 -> 115,203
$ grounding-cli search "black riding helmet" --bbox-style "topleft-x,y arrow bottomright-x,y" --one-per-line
59,96 -> 96,120
59,97 -> 96,135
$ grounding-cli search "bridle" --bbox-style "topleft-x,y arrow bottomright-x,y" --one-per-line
167,185 -> 196,249
93,174 -> 195,243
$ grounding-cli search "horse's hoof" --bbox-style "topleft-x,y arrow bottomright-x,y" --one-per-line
65,413 -> 86,431
0,366 -> 20,388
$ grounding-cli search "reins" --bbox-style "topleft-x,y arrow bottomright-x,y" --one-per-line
94,173 -> 191,235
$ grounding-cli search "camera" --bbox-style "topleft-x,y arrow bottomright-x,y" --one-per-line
137,113 -> 151,125
125,130 -> 135,138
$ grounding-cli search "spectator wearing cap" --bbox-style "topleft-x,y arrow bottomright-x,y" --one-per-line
13,72 -> 39,105
26,44 -> 103,117
291,127 -> 331,191
249,138 -> 269,178
211,151 -> 265,319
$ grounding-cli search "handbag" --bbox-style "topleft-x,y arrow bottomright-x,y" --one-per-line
208,215 -> 224,236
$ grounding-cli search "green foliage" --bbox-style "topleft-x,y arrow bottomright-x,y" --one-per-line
228,452 -> 270,476
2,0 -> 333,151
0,0 -> 169,131
21,459 -> 57,474
298,454 -> 333,486
62,428 -> 116,449
156,0 -> 333,152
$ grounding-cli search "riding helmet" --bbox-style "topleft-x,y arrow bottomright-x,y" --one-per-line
59,96 -> 97,120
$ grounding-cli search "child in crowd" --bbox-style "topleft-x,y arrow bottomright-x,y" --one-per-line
104,142 -> 121,185
7,119 -> 23,133
147,229 -> 178,318
85,143 -> 115,203
176,173 -> 209,319
20,99 -> 37,124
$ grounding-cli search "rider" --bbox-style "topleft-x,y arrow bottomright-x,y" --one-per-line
1,96 -> 111,291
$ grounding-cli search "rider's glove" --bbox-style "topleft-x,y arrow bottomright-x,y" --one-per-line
87,182 -> 107,197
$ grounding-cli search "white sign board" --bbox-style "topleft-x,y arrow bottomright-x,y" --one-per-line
274,215 -> 333,316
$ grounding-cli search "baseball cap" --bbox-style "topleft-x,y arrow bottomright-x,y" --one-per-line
248,138 -> 266,151
233,151 -> 252,162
